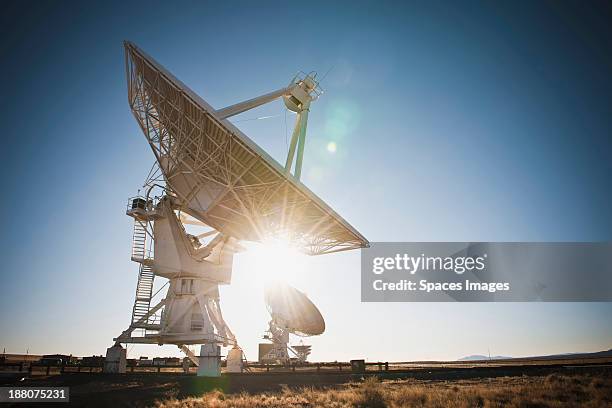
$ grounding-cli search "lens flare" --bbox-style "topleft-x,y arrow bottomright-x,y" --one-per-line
327,141 -> 337,153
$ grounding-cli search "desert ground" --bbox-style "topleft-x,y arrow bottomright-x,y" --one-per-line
1,360 -> 610,407
156,373 -> 611,408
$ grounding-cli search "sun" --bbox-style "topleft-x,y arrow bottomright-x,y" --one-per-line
242,238 -> 305,284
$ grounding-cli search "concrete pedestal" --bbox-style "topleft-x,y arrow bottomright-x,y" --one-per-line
197,344 -> 221,377
226,346 -> 243,373
104,344 -> 127,373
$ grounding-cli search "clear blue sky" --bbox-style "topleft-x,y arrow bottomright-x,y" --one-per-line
1,1 -> 611,361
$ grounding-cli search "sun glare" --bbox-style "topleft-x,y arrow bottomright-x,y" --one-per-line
243,239 -> 305,284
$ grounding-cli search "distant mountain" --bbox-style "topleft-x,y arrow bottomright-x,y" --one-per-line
524,349 -> 612,361
458,355 -> 511,361
458,348 -> 612,362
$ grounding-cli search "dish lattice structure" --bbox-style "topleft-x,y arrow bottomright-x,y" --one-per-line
125,42 -> 368,256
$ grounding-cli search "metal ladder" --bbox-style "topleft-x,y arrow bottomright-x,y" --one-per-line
131,220 -> 147,260
131,263 -> 155,324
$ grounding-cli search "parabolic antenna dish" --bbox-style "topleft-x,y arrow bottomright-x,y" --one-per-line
265,282 -> 325,336
124,41 -> 368,255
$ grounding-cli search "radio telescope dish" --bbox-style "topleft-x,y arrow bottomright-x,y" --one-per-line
110,41 -> 366,376
124,41 -> 368,255
264,282 -> 325,336
260,282 -> 324,363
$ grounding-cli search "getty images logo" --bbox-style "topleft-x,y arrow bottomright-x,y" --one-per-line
372,253 -> 488,275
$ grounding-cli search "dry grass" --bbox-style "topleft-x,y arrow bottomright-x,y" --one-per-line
154,373 -> 612,408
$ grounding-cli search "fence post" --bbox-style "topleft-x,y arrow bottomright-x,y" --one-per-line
385,362 -> 389,371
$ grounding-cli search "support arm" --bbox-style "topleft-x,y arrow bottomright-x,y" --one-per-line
294,107 -> 310,180
285,111 -> 303,173
216,73 -> 319,180
285,101 -> 310,180
215,86 -> 294,119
